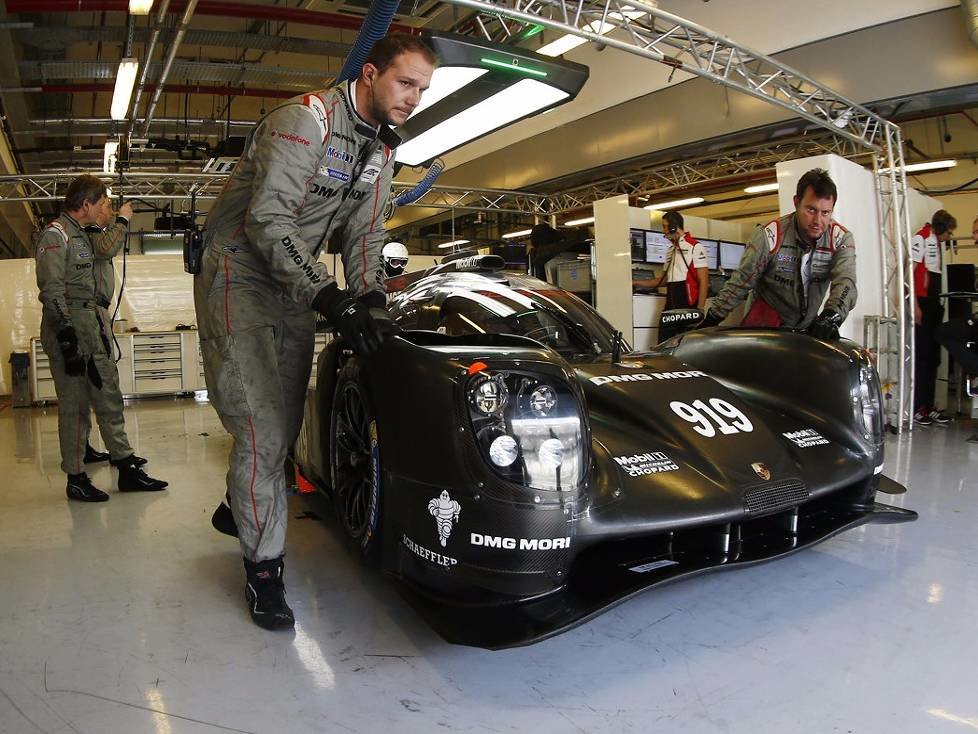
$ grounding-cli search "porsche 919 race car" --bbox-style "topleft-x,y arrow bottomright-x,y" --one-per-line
294,256 -> 916,649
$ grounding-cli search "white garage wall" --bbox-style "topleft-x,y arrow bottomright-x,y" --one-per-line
0,251 -> 354,396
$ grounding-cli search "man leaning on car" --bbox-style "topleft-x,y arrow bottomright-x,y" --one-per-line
698,168 -> 857,340
193,34 -> 437,631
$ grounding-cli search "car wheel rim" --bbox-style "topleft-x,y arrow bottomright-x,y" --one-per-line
334,382 -> 372,540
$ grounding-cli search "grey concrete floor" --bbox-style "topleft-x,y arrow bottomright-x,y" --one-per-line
0,396 -> 975,733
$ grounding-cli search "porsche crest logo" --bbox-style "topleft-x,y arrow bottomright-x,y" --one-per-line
751,462 -> 772,481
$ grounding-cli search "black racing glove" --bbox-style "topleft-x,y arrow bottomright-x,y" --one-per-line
697,310 -> 723,329
312,285 -> 385,355
87,355 -> 103,390
357,291 -> 402,341
57,326 -> 86,377
808,309 -> 843,340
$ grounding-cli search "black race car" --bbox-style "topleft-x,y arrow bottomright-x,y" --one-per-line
294,256 -> 915,649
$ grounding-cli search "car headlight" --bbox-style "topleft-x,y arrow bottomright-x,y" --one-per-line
853,362 -> 884,445
466,369 -> 585,492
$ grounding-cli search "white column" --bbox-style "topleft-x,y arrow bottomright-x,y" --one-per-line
593,195 -> 638,341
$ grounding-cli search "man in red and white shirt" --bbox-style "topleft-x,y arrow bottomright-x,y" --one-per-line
633,210 -> 709,340
911,209 -> 957,425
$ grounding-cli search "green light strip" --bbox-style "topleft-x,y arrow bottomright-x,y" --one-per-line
480,57 -> 548,78
522,24 -> 545,40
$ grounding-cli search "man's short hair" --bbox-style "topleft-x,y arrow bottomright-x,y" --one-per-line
662,210 -> 684,233
795,168 -> 838,203
364,34 -> 438,75
64,174 -> 107,211
931,209 -> 957,235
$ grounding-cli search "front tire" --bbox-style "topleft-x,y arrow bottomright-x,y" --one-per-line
330,359 -> 383,564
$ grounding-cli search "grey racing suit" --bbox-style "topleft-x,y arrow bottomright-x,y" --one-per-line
709,212 -> 857,329
194,80 -> 399,563
35,213 -> 135,475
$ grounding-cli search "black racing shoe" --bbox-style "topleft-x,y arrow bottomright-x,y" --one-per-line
83,443 -> 110,464
109,454 -> 149,468
913,408 -> 933,426
928,410 -> 953,425
244,557 -> 295,630
66,473 -> 110,503
211,502 -> 239,538
116,459 -> 169,492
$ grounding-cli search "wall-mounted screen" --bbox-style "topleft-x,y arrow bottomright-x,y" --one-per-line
645,231 -> 671,264
630,228 -> 647,262
696,238 -> 719,270
720,241 -> 745,270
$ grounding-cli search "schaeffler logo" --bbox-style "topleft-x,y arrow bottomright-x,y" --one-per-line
428,490 -> 461,547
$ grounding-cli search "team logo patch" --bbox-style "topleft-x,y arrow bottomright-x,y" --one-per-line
359,164 -> 381,184
326,145 -> 354,164
270,129 -> 310,147
76,250 -> 92,259
751,462 -> 772,481
327,168 -> 350,182
428,490 -> 461,547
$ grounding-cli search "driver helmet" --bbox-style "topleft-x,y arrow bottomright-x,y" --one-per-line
383,241 -> 409,278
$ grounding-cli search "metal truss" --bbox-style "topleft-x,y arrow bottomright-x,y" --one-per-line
389,182 -> 550,214
539,133 -> 868,213
449,0 -> 884,150
0,172 -> 229,203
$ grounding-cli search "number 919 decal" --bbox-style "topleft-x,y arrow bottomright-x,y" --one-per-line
670,398 -> 753,437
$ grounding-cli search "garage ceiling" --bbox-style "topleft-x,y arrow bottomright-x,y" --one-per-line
0,0 -> 975,256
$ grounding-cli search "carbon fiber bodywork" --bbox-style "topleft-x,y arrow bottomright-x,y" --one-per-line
294,270 -> 915,649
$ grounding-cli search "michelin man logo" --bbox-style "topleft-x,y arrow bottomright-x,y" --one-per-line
428,491 -> 461,547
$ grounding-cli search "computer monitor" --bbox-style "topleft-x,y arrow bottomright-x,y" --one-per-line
645,231 -> 671,264
630,228 -> 647,262
696,238 -> 719,270
720,241 -> 745,270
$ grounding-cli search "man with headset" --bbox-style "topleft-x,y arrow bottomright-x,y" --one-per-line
633,210 -> 709,341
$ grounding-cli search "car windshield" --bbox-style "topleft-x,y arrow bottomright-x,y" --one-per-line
429,280 -> 620,359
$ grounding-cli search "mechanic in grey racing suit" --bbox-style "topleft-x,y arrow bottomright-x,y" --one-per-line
35,174 -> 168,502
194,34 -> 437,630
701,168 -> 857,339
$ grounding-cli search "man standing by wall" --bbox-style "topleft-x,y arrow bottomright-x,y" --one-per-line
194,35 -> 437,630
35,174 -> 168,502
912,209 -> 957,425
700,168 -> 857,340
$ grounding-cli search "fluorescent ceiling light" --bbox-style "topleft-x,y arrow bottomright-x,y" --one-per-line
103,140 -> 119,174
502,228 -> 533,239
744,183 -> 779,194
111,58 -> 139,121
537,9 -> 645,57
644,196 -> 705,210
397,79 -> 569,166
564,216 -> 594,226
404,66 -> 488,122
129,0 -> 154,14
899,159 -> 957,173
438,239 -> 470,249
